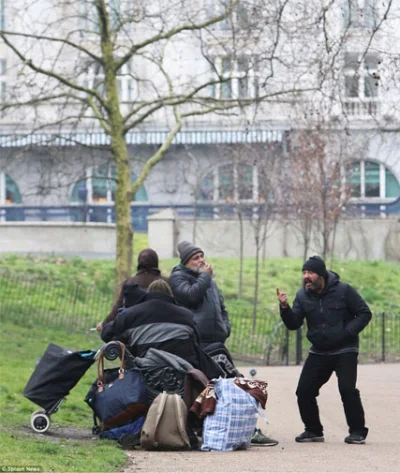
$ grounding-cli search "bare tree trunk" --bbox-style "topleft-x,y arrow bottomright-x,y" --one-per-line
252,233 -> 260,336
329,216 -> 339,270
237,208 -> 244,299
302,217 -> 312,262
104,36 -> 133,285
192,197 -> 198,245
282,222 -> 288,257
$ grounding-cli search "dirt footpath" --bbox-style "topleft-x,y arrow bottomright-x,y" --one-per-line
120,363 -> 400,473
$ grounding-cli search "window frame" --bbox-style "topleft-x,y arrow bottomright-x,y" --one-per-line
0,172 -> 22,205
199,162 -> 259,204
71,164 -> 147,205
0,58 -> 7,103
209,55 -> 258,100
80,59 -> 135,102
348,160 -> 400,202
343,52 -> 380,117
344,0 -> 378,30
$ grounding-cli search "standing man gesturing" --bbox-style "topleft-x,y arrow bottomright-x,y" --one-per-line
277,256 -> 371,445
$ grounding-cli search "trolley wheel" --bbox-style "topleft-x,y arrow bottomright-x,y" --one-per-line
30,411 -> 51,433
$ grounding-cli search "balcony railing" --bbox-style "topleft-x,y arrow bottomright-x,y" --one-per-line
344,100 -> 379,118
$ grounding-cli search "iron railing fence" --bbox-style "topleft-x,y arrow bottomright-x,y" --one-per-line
0,274 -> 398,365
1,197 -> 399,231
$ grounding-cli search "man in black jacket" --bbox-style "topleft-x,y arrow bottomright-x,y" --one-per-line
277,256 -> 372,445
169,241 -> 231,347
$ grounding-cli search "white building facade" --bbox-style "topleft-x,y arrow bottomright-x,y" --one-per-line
0,0 -> 399,226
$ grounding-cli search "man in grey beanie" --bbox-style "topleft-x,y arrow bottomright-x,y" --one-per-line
169,241 -> 231,347
170,241 -> 279,447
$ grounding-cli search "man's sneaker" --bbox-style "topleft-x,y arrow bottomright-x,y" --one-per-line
250,428 -> 279,446
344,434 -> 366,445
295,431 -> 324,443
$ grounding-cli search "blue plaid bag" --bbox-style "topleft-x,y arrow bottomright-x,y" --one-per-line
201,378 -> 258,451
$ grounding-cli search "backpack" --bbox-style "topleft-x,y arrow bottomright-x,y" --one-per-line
140,391 -> 191,450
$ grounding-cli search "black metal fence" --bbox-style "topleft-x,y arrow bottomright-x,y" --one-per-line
1,196 -> 400,231
1,274 -> 399,365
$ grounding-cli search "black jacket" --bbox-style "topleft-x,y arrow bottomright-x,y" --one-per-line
169,264 -> 231,345
101,292 -> 201,367
280,271 -> 372,352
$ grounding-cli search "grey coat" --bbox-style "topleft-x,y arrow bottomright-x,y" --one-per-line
169,264 -> 231,345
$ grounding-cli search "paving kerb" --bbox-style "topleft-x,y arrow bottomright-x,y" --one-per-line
120,363 -> 400,473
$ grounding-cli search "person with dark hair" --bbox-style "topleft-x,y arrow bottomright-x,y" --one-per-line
129,248 -> 169,289
96,248 -> 168,331
100,280 -> 221,379
277,256 -> 372,445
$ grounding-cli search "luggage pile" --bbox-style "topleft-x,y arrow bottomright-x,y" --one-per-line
24,341 -> 267,451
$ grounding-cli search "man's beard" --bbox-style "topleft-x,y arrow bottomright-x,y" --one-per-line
303,276 -> 324,293
193,263 -> 204,273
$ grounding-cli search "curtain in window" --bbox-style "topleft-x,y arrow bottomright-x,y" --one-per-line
349,162 -> 361,197
385,168 -> 400,198
5,175 -> 22,204
237,165 -> 253,200
199,172 -> 214,201
71,165 -> 147,203
218,165 -> 234,201
364,161 -> 380,197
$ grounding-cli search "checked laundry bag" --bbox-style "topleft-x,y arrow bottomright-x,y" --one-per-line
201,378 -> 258,451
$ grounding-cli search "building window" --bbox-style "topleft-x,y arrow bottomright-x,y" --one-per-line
82,0 -> 121,32
344,0 -> 377,29
0,59 -> 7,103
0,173 -> 22,204
343,52 -> 379,116
348,160 -> 400,199
0,0 -> 5,30
71,164 -> 148,204
199,163 -> 257,202
81,60 -> 135,102
209,55 -> 258,99
206,0 -> 253,31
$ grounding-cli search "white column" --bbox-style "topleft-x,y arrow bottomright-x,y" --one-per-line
380,163 -> 386,198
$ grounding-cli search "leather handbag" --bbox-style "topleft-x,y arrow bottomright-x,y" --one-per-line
85,342 -> 149,431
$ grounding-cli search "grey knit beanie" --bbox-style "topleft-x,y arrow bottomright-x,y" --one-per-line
177,241 -> 203,265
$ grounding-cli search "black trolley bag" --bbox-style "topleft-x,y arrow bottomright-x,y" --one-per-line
24,343 -> 96,433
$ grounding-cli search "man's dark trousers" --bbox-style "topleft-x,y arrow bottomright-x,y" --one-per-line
296,352 -> 368,437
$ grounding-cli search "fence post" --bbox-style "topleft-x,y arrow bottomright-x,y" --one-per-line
296,328 -> 302,365
381,312 -> 386,363
285,329 -> 289,366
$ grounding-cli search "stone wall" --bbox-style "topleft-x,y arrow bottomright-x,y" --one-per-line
0,222 -> 116,257
149,212 -> 400,261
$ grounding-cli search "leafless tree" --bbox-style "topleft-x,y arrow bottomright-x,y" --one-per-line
0,0 -> 319,285
0,0 -> 395,287
287,120 -> 361,263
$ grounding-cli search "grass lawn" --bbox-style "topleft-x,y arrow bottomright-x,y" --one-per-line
0,322 -> 127,472
0,244 -> 399,469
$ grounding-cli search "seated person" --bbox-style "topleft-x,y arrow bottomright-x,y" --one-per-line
101,280 -> 221,379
